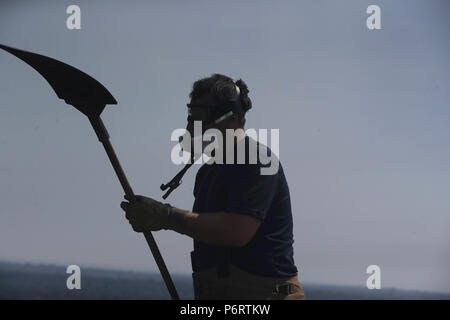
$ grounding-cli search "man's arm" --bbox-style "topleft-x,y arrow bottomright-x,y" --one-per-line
171,207 -> 261,247
120,195 -> 261,247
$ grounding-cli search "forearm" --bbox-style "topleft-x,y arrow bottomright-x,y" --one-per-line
121,195 -> 258,245
169,208 -> 251,247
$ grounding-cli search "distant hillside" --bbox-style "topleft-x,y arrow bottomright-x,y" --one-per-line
0,261 -> 449,300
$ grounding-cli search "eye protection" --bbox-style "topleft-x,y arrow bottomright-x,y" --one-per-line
186,104 -> 234,125
186,104 -> 211,122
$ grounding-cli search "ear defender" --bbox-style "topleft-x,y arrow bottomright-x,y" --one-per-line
234,79 -> 252,113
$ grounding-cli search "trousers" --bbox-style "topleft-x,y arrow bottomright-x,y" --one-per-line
192,264 -> 306,300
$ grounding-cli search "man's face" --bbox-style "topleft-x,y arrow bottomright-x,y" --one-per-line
186,94 -> 216,135
186,94 -> 240,137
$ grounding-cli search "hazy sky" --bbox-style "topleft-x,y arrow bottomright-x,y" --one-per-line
0,0 -> 449,293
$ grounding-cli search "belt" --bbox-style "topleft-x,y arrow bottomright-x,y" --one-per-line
273,283 -> 296,295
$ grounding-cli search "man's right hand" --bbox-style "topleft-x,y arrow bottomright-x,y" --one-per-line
120,195 -> 171,232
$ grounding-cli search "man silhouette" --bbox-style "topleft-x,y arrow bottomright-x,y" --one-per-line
120,74 -> 305,300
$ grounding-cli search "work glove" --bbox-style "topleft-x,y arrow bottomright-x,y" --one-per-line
120,195 -> 187,234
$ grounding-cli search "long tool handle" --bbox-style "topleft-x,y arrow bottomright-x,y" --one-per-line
89,116 -> 179,300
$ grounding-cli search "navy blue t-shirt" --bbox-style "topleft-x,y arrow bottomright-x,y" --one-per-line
191,136 -> 298,277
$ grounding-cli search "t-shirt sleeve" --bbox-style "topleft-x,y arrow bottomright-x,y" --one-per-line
225,163 -> 279,221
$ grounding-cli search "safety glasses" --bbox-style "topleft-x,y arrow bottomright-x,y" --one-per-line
186,104 -> 211,122
186,104 -> 234,124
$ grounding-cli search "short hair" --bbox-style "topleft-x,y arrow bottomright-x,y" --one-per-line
189,73 -> 252,126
